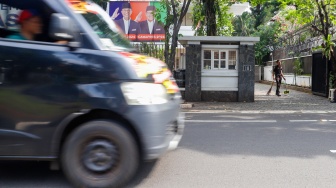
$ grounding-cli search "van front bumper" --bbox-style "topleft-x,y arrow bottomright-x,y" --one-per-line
125,100 -> 184,160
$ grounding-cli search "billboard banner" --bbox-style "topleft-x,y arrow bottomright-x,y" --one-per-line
108,0 -> 166,42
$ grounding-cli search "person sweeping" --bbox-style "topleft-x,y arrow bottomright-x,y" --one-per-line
272,60 -> 286,96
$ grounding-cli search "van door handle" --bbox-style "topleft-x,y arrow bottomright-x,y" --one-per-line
0,67 -> 10,84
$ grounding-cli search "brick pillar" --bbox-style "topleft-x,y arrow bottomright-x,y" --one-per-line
185,44 -> 202,102
238,44 -> 255,102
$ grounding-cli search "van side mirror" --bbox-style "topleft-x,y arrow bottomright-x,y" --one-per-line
49,13 -> 76,41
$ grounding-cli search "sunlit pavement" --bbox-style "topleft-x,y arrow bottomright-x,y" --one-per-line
181,82 -> 336,113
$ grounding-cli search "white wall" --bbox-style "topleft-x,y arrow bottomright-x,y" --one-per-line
201,71 -> 238,91
263,65 -> 311,87
283,75 -> 311,87
264,66 -> 273,81
255,65 -> 262,81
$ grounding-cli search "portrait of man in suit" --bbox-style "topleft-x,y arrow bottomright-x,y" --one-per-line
111,2 -> 140,35
139,6 -> 165,34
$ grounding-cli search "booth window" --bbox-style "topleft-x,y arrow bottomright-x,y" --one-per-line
202,49 -> 237,70
203,50 -> 212,69
228,51 -> 237,70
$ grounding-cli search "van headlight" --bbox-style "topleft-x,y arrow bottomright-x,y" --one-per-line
121,82 -> 169,105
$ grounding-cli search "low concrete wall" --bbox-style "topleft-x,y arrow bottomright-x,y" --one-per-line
284,75 -> 311,87
255,65 -> 262,81
263,66 -> 311,87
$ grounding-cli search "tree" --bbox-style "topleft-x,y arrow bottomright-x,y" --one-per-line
156,0 -> 192,71
232,12 -> 256,36
232,0 -> 282,65
250,0 -> 281,30
253,22 -> 281,65
191,0 -> 234,36
282,0 -> 336,88
293,56 -> 304,85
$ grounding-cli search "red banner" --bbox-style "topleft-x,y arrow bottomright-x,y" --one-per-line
137,34 -> 165,41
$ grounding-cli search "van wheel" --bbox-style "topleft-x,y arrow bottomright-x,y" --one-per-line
61,120 -> 139,188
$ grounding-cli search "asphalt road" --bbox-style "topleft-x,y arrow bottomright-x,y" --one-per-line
1,112 -> 336,188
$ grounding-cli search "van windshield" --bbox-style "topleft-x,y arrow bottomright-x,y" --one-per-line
67,0 -> 133,50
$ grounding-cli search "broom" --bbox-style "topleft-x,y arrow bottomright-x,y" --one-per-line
266,81 -> 274,95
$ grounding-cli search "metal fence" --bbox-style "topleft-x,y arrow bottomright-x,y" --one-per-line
131,43 -> 186,70
312,52 -> 331,97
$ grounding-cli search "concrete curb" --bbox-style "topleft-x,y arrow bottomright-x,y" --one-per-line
183,110 -> 336,114
180,103 -> 194,109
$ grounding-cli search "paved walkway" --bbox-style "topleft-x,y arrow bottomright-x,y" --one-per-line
182,82 -> 336,113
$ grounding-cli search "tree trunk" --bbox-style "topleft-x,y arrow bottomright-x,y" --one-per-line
169,29 -> 179,71
253,4 -> 262,30
204,0 -> 216,36
164,42 -> 170,69
161,0 -> 192,71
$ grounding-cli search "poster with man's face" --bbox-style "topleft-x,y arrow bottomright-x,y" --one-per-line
108,0 -> 166,42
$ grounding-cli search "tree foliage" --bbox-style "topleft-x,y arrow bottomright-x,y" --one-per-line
232,0 -> 281,65
250,0 -> 281,30
232,12 -> 255,36
291,52 -> 304,85
191,0 -> 234,36
253,22 -> 281,65
281,0 -> 336,88
232,0 -> 281,35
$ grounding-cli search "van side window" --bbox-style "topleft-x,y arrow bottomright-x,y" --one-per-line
0,3 -> 68,43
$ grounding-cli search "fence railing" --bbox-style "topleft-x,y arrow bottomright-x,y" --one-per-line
271,24 -> 336,61
131,43 -> 186,70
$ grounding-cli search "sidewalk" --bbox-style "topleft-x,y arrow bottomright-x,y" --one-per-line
181,82 -> 336,113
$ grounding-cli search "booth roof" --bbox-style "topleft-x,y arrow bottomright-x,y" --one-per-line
178,36 -> 260,46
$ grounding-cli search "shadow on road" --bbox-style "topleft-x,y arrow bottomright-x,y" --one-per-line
0,161 -> 71,188
0,160 -> 158,188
